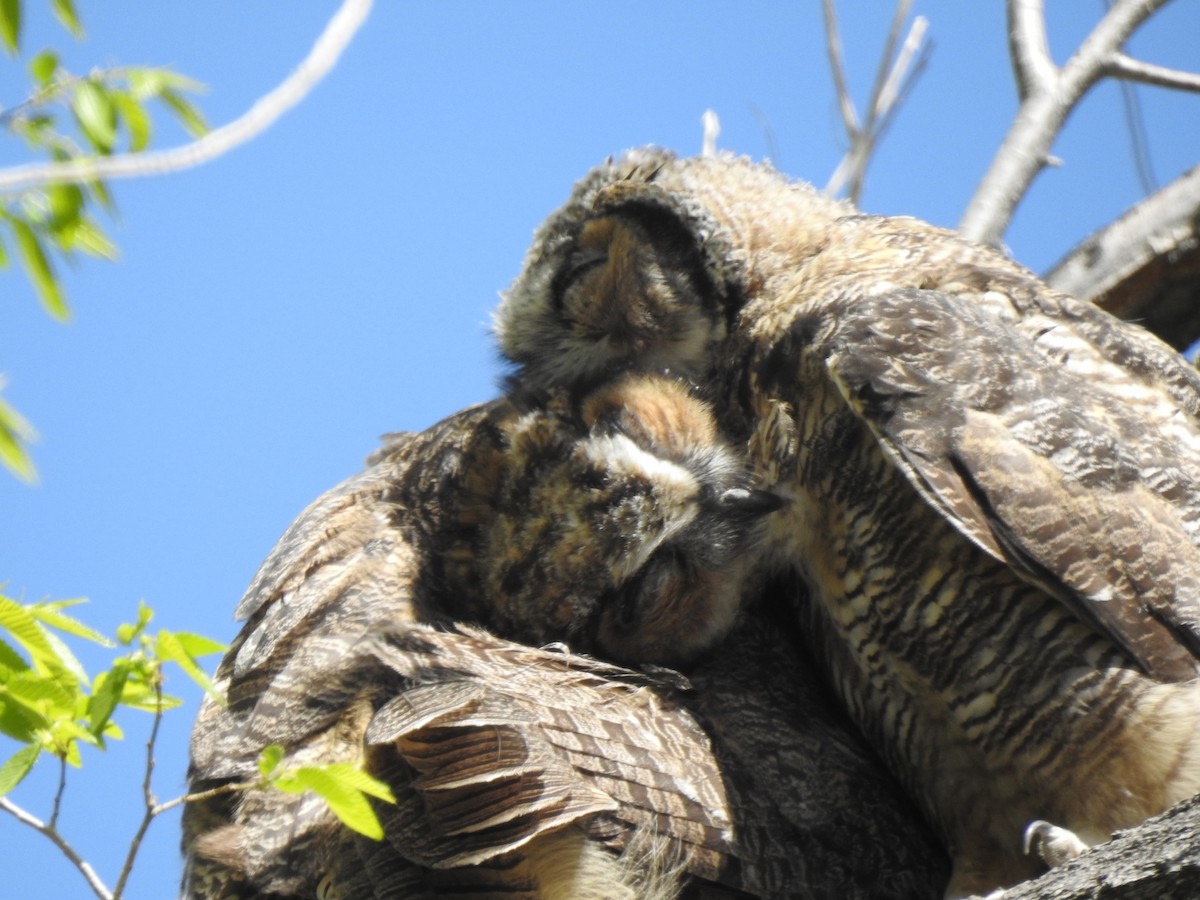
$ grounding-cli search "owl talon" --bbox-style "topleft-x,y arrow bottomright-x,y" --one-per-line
1023,819 -> 1089,869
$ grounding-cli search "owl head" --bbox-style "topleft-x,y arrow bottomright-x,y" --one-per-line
469,373 -> 782,667
495,148 -> 849,392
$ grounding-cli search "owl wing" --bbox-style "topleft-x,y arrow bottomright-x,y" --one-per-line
184,406 -> 749,897
785,285 -> 1200,682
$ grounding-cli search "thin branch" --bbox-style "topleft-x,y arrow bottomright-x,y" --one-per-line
821,0 -> 860,137
824,2 -> 928,205
861,0 -> 913,137
960,0 -> 1173,245
153,779 -> 257,818
0,797 -> 112,900
0,0 -> 373,195
48,754 -> 67,830
111,675 -> 165,899
700,109 -> 720,157
1007,0 -> 1055,100
1103,53 -> 1200,93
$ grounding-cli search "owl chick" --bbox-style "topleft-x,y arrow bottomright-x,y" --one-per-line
454,372 -> 782,667
495,148 -> 1200,897
184,373 -> 794,899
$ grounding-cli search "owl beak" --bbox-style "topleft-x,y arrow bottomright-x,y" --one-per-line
717,487 -> 786,521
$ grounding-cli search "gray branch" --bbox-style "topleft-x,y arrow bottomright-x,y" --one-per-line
959,0 -> 1174,246
0,0 -> 373,196
1045,165 -> 1200,350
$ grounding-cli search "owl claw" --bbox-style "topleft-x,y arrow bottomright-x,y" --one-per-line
1023,819 -> 1089,869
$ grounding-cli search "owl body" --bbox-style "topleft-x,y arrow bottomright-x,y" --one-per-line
185,372 -> 944,898
497,149 -> 1200,896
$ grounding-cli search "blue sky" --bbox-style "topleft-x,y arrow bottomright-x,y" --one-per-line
2,3 -> 1198,896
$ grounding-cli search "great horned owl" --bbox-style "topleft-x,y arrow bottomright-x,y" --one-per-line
453,373 -> 782,667
183,373 -> 945,898
496,148 -> 1200,897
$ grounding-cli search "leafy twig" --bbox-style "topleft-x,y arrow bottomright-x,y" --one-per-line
0,0 -> 373,193
111,672 -> 165,899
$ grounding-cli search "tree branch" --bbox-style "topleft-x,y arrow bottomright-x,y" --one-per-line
823,0 -> 928,205
1045,165 -> 1200,349
1103,53 -> 1200,93
0,796 -> 112,900
968,793 -> 1200,899
111,677 -> 166,899
960,0 -> 1173,246
1007,0 -> 1055,101
0,0 -> 373,195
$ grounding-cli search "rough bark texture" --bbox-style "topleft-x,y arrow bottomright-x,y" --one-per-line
1046,166 -> 1200,352
969,794 -> 1200,899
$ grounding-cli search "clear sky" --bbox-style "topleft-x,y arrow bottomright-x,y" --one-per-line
2,3 -> 1198,897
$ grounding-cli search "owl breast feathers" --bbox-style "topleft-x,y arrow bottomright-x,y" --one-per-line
183,370 -> 943,898
495,148 -> 1200,897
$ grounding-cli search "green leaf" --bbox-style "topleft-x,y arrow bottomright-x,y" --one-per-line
258,743 -> 284,779
0,693 -> 47,743
0,745 -> 40,796
128,68 -> 205,100
156,629 -> 220,700
0,595 -> 58,672
0,0 -> 19,54
87,660 -> 129,736
0,393 -> 38,483
160,88 -> 208,138
39,627 -> 89,688
0,632 -> 30,674
30,51 -> 58,86
73,80 -> 118,154
29,599 -> 112,647
51,0 -> 82,37
115,623 -> 137,646
7,669 -> 78,718
9,217 -> 68,320
47,184 -> 83,231
118,687 -> 180,713
171,632 -> 225,658
289,767 -> 385,840
64,217 -> 118,260
112,92 -> 150,152
319,763 -> 396,804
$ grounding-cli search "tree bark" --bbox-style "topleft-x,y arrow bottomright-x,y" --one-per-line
967,794 -> 1200,899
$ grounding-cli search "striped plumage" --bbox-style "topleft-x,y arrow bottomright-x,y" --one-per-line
183,375 -> 945,898
496,149 -> 1200,896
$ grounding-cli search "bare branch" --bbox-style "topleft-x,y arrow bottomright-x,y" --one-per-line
0,0 -> 373,195
111,677 -> 167,899
960,0 -> 1174,246
1045,165 -> 1200,349
0,797 -> 113,900
1007,0 -> 1055,100
862,0 -> 914,134
821,0 -> 860,138
824,0 -> 928,204
700,109 -> 720,157
1104,53 -> 1200,93
48,755 -> 67,830
154,779 -> 257,818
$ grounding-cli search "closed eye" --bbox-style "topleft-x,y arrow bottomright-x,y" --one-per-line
551,247 -> 608,312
